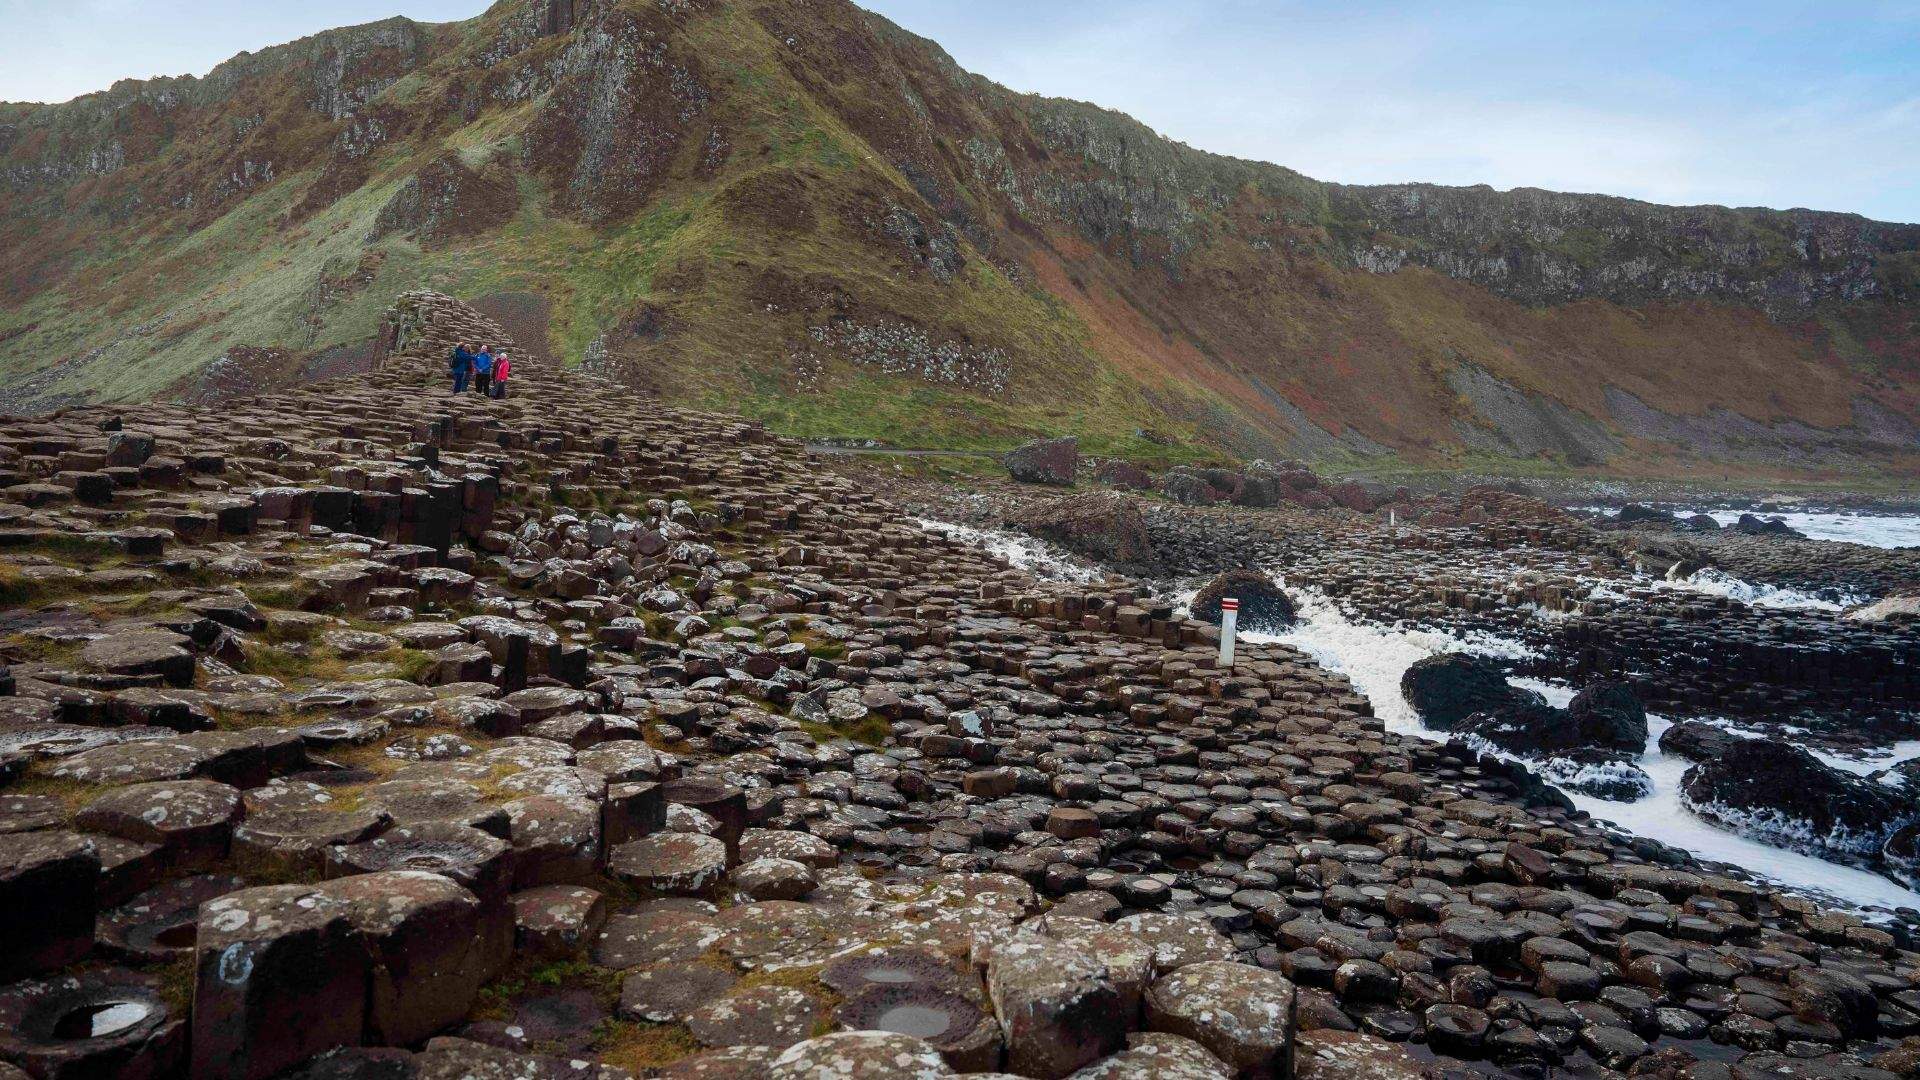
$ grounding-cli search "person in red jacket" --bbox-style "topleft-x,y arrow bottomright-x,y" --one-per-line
491,352 -> 511,399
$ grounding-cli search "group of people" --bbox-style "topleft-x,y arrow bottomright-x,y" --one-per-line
448,343 -> 511,398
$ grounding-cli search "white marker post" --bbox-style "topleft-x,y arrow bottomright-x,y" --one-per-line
1218,597 -> 1240,669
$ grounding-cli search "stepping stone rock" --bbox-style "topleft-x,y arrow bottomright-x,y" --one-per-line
1291,1029 -> 1429,1080
512,884 -> 608,960
835,983 -> 1002,1071
98,872 -> 247,963
324,870 -> 507,1045
733,857 -> 817,901
326,821 -> 514,907
686,984 -> 824,1050
766,1030 -> 952,1079
1114,912 -> 1235,974
82,631 -> 195,687
609,833 -> 728,898
75,780 -> 242,869
1145,961 -> 1297,1079
620,960 -> 740,1023
1068,1031 -> 1232,1080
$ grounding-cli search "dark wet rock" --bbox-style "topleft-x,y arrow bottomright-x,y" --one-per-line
1004,437 -> 1079,486
1533,749 -> 1654,801
1681,740 -> 1914,860
1189,570 -> 1295,631
1658,720 -> 1742,763
1400,654 -> 1537,731
1566,680 -> 1649,750
0,831 -> 100,980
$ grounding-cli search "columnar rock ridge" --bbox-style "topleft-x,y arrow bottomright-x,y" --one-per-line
0,297 -> 1917,1079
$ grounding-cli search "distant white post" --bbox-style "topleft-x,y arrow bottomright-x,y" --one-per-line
1219,597 -> 1240,669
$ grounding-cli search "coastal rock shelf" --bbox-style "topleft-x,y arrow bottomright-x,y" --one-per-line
0,296 -> 1917,1078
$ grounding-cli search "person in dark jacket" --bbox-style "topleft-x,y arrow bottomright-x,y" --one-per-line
473,344 -> 495,397
449,344 -> 474,394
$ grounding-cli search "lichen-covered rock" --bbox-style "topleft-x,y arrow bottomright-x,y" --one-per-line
1067,1031 -> 1232,1079
608,832 -> 728,898
766,1031 -> 952,1079
987,942 -> 1130,1078
1144,961 -> 1297,1078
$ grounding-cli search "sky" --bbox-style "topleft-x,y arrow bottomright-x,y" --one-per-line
3,0 -> 1917,222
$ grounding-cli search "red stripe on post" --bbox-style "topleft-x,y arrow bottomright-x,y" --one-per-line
1220,599 -> 1240,609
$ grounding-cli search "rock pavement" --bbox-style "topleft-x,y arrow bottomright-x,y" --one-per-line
0,293 -> 1916,1077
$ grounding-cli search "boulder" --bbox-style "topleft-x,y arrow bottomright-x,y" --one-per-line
1681,740 -> 1913,860
1092,460 -> 1153,490
1004,437 -> 1078,486
1158,468 -> 1223,506
1566,680 -> 1648,750
1657,720 -> 1741,763
1399,654 -> 1537,731
1010,493 -> 1151,565
1189,570 -> 1295,631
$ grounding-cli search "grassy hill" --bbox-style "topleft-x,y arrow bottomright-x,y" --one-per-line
4,0 -> 1918,479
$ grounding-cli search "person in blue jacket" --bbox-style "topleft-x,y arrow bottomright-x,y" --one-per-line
473,344 -> 495,396
448,343 -> 474,394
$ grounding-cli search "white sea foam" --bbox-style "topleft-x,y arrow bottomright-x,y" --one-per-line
1241,614 -> 1920,914
912,518 -> 1107,584
1655,567 -> 1859,611
1577,506 -> 1920,549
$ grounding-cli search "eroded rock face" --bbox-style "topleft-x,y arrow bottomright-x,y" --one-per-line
1004,437 -> 1079,487
1188,569 -> 1295,631
1681,740 -> 1915,860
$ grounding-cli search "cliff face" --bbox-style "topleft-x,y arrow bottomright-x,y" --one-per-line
2,0 -> 1917,477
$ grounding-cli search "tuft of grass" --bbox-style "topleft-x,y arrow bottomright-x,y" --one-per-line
593,1020 -> 704,1073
